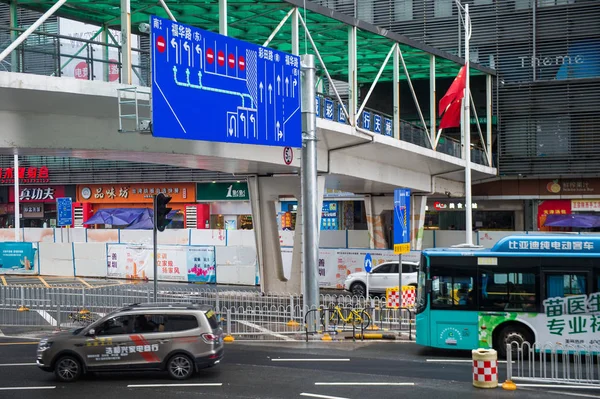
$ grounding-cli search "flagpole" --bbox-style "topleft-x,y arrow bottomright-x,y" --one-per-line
456,1 -> 473,246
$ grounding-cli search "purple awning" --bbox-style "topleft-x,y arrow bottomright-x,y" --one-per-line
543,214 -> 600,228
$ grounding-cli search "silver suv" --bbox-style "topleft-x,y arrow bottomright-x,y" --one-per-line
37,303 -> 224,382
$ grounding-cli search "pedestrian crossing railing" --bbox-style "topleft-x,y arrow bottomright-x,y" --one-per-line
506,342 -> 600,386
0,285 -> 415,341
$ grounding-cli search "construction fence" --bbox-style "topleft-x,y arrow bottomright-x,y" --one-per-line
0,284 -> 415,341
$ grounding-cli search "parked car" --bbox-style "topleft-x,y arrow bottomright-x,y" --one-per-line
37,303 -> 224,382
344,261 -> 419,297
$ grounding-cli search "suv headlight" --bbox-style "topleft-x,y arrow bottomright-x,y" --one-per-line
38,339 -> 53,351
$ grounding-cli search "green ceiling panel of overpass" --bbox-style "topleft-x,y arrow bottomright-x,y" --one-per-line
11,0 -> 488,83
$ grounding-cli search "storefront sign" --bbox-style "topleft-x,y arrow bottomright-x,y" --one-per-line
545,179 -> 595,194
538,200 -> 572,231
196,182 -> 249,201
77,183 -> 195,203
571,200 -> 600,212
0,166 -> 50,184
9,186 -> 65,202
107,244 -> 215,283
22,204 -> 44,218
432,201 -> 478,211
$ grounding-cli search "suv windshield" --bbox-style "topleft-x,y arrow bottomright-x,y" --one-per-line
415,255 -> 427,314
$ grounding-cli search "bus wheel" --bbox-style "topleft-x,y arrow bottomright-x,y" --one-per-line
496,325 -> 533,359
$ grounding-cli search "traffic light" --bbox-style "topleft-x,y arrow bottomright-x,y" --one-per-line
154,193 -> 172,232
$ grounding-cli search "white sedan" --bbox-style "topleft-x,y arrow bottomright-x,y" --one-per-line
344,261 -> 419,297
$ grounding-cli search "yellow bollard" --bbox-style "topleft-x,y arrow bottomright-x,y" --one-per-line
501,380 -> 517,390
321,333 -> 332,341
472,348 -> 498,389
223,335 -> 235,343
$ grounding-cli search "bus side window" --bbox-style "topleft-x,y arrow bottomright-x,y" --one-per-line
546,274 -> 587,298
479,270 -> 536,312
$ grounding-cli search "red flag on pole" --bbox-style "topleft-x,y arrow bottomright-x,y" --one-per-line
439,98 -> 462,129
438,65 -> 467,117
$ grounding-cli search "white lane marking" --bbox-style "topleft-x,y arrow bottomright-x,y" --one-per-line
0,328 -> 4,336
517,384 -> 600,390
271,358 -> 350,362
426,359 -> 512,364
0,363 -> 37,367
315,382 -> 415,386
36,310 -> 57,327
0,386 -> 56,391
127,383 -> 223,388
236,320 -> 295,341
300,393 -> 350,399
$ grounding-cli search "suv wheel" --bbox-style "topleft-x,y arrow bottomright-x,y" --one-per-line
167,354 -> 194,380
54,355 -> 82,383
350,282 -> 366,298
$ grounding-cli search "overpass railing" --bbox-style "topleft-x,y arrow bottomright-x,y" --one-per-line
0,25 -> 489,167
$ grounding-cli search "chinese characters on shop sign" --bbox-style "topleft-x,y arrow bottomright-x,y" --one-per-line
0,166 -> 49,184
94,186 -> 183,199
543,293 -> 600,343
19,187 -> 55,201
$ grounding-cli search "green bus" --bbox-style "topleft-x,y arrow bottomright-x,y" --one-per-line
415,235 -> 600,357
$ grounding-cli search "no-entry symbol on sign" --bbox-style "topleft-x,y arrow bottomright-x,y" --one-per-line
283,147 -> 293,165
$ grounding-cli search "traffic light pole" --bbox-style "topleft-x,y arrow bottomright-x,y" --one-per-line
153,195 -> 158,302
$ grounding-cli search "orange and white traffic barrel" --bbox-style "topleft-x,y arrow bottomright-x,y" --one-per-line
472,348 -> 498,388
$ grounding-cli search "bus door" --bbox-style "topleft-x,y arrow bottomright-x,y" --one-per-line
429,261 -> 479,350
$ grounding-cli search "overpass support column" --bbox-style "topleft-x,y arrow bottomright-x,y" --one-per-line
411,195 -> 428,251
365,195 -> 393,249
248,176 -> 325,295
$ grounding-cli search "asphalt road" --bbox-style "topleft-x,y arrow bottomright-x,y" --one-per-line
0,337 -> 596,399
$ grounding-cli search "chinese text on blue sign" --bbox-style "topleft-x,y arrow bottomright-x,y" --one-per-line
56,197 -> 73,227
492,236 -> 600,254
394,188 -> 411,254
150,16 -> 302,147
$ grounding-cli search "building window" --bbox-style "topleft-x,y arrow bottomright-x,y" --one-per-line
434,0 -> 453,18
394,0 -> 413,21
357,0 -> 374,23
515,0 -> 532,9
474,0 -> 493,4
538,0 -> 575,6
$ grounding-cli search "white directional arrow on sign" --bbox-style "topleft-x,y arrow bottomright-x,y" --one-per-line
293,79 -> 297,98
171,38 -> 179,64
268,84 -> 272,104
228,115 -> 236,137
285,77 -> 289,97
183,41 -> 191,67
276,121 -> 282,140
259,82 -> 264,103
195,44 -> 202,68
240,113 -> 247,137
277,75 -> 281,95
249,114 -> 256,138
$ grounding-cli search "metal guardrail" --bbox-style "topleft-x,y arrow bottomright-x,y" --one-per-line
0,285 -> 414,341
506,342 -> 600,386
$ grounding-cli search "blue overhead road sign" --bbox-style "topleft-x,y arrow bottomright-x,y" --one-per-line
150,16 -> 302,147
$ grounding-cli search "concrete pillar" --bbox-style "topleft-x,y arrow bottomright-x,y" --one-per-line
411,195 -> 427,250
248,175 -> 325,295
365,195 -> 393,249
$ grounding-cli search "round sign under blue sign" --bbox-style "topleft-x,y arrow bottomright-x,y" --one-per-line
364,253 -> 373,273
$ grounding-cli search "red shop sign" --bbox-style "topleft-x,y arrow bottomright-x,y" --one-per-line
0,166 -> 50,184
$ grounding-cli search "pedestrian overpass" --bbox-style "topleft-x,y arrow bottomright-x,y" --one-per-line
0,0 -> 497,293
